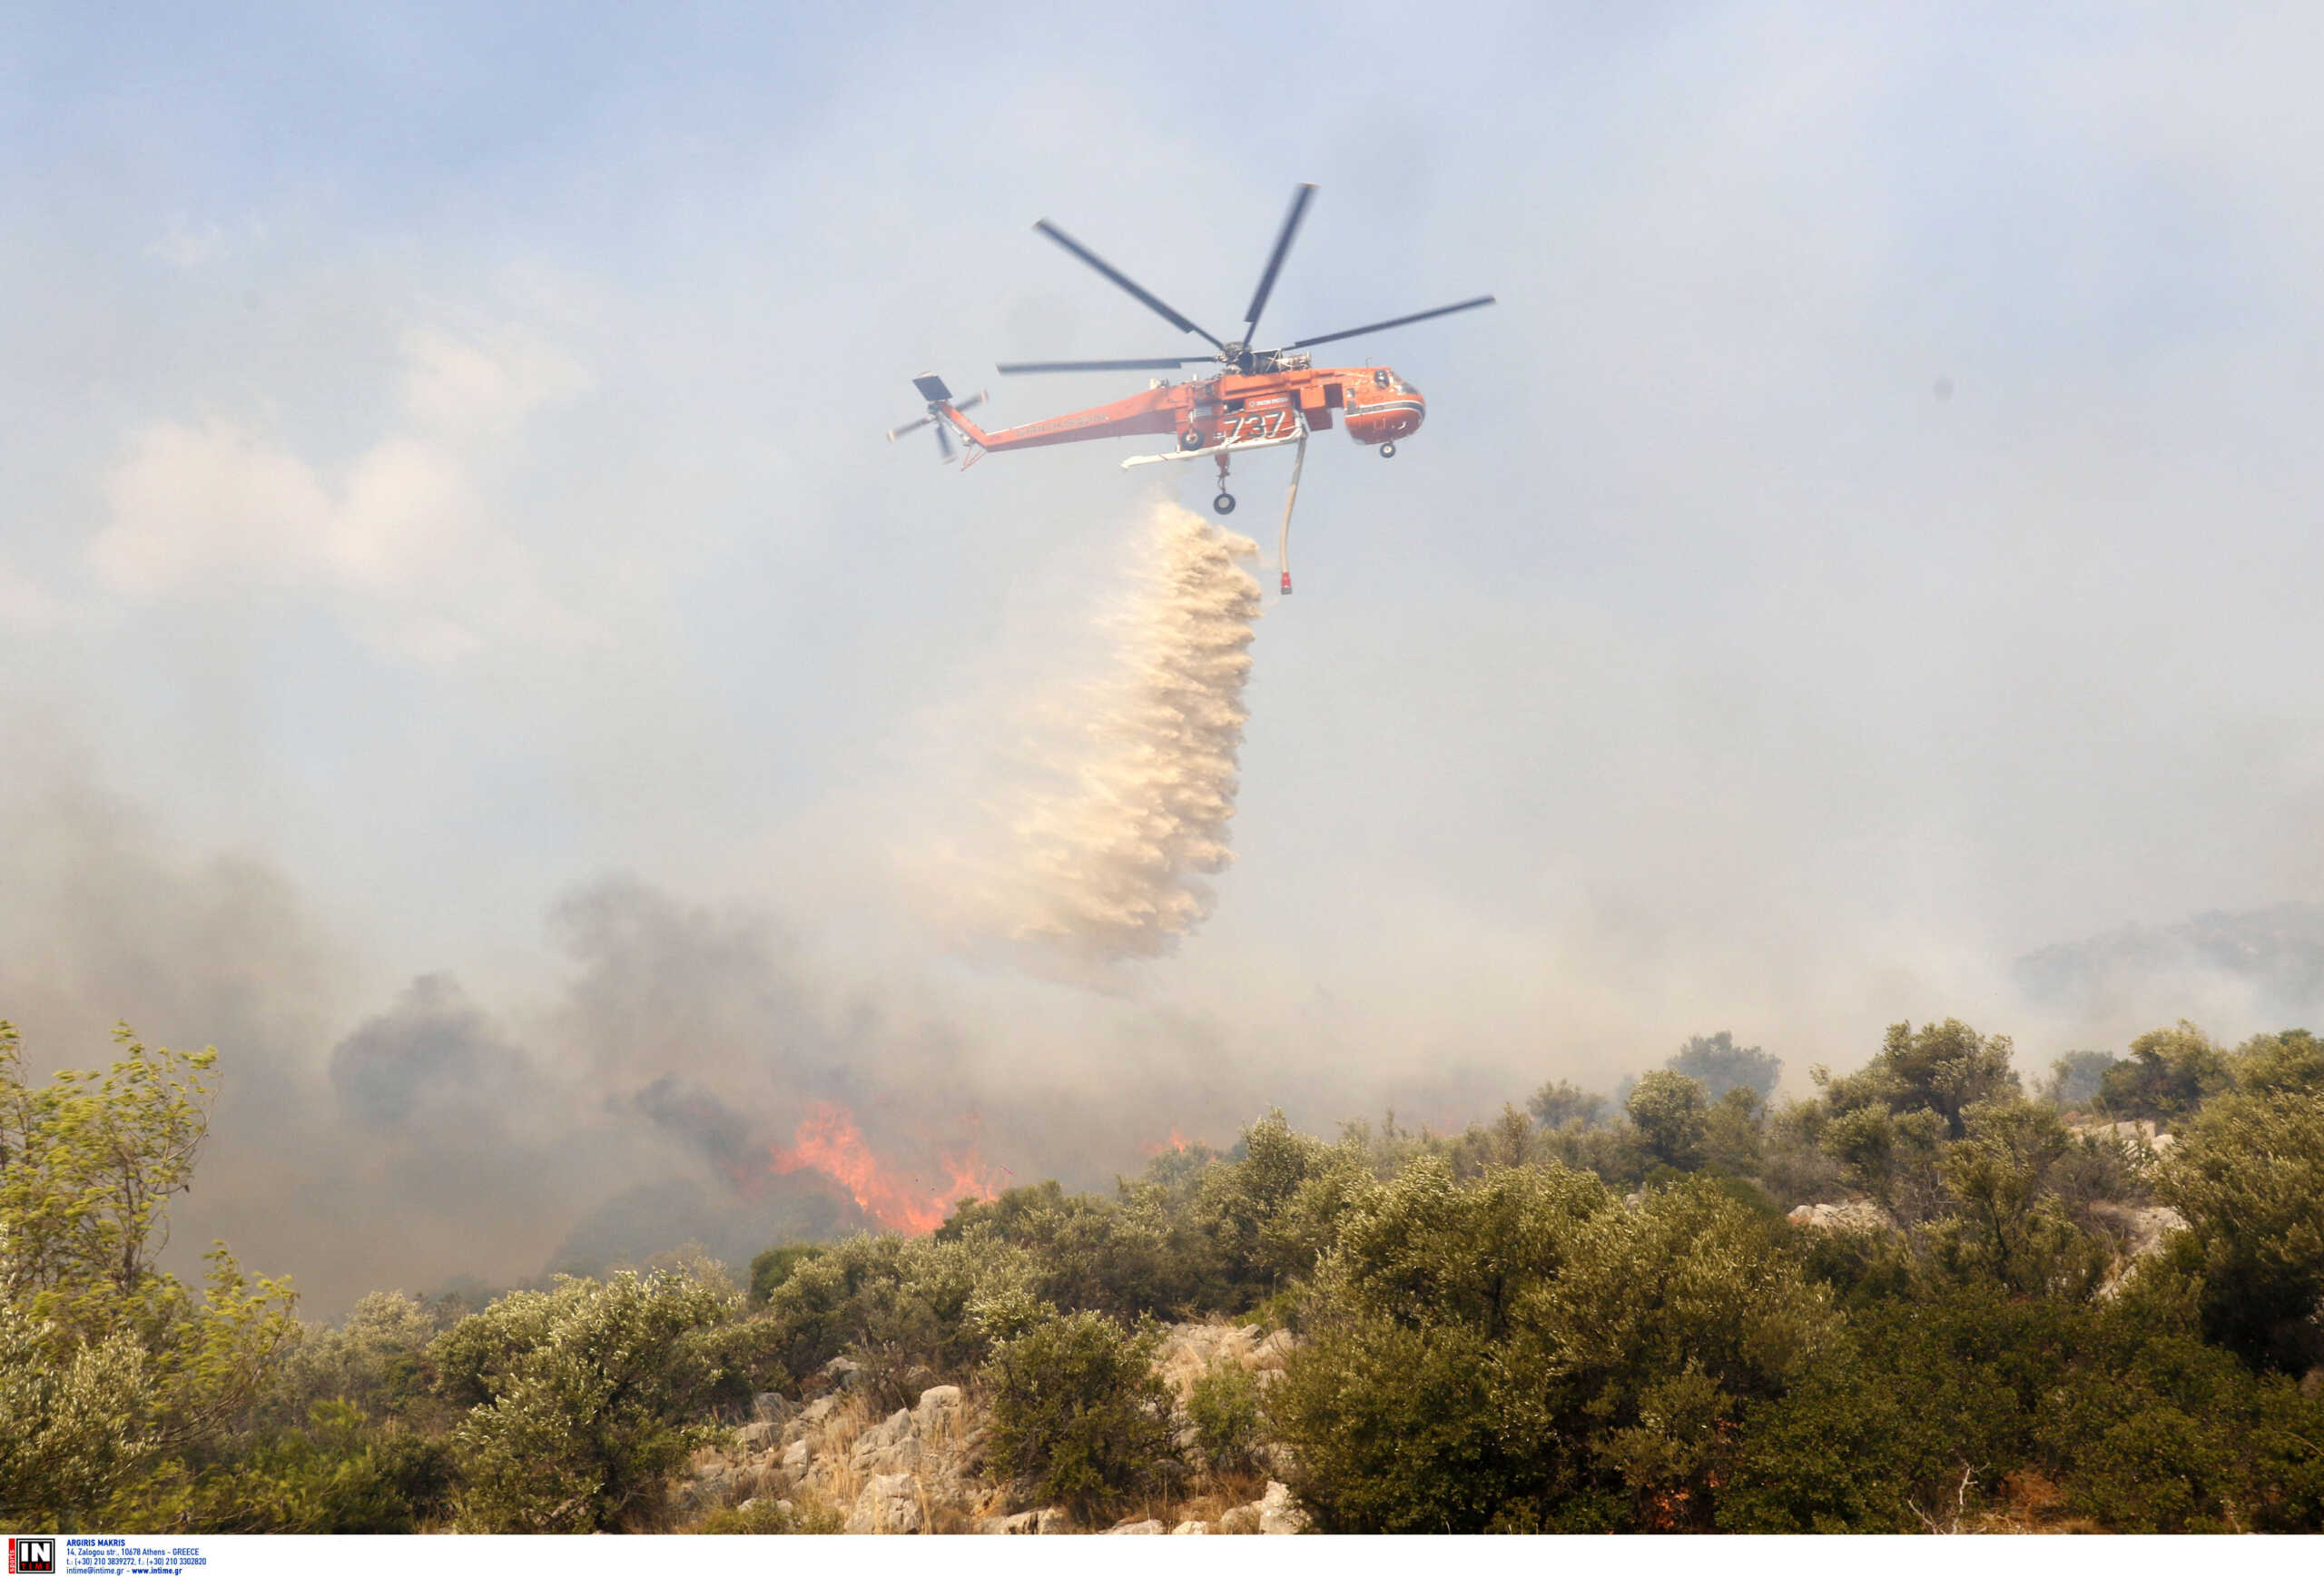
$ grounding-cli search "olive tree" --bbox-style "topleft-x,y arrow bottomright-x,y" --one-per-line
434,1266 -> 740,1532
0,1022 -> 297,1524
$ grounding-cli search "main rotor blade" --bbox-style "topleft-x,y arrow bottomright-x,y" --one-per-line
1243,182 -> 1316,346
935,423 -> 955,462
887,414 -> 935,441
1032,220 -> 1226,350
1287,294 -> 1498,350
953,390 -> 987,412
996,356 -> 1213,375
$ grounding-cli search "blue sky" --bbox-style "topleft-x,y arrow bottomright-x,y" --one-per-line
7,3 -> 2324,1302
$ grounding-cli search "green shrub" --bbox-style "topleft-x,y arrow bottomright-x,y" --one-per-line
1666,1032 -> 1783,1101
1727,1287 -> 2324,1532
1925,1099 -> 2108,1299
267,1292 -> 446,1431
695,1496 -> 844,1534
124,1401 -> 454,1533
2155,1084 -> 2324,1373
1625,1072 -> 1709,1170
2042,1050 -> 2119,1111
0,1023 -> 297,1528
1186,1365 -> 1265,1474
1527,1080 -> 1604,1130
1190,1111 -> 1372,1302
940,1180 -> 1210,1320
745,1245 -> 824,1309
0,1300 -> 148,1528
2095,1021 -> 2231,1123
433,1267 -> 737,1532
1819,1019 -> 2019,1139
756,1230 -> 1033,1407
2230,1028 -> 2324,1098
981,1307 -> 1179,1522
1273,1160 -> 1837,1532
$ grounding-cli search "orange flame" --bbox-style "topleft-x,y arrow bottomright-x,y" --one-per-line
769,1100 -> 996,1235
1142,1128 -> 1194,1157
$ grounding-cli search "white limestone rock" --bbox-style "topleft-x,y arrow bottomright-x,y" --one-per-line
1256,1479 -> 1310,1534
845,1472 -> 923,1534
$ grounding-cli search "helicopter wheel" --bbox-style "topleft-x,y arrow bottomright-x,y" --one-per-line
1179,429 -> 1205,451
1380,441 -> 1397,459
1212,492 -> 1236,516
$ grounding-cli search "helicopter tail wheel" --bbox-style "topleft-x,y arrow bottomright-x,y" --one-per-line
1179,429 -> 1204,451
1212,492 -> 1236,516
1380,441 -> 1397,459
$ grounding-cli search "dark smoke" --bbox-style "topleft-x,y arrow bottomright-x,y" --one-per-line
330,974 -> 527,1131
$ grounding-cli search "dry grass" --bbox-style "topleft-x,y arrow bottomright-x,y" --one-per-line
808,1390 -> 881,1514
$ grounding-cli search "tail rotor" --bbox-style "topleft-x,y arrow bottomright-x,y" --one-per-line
887,374 -> 986,464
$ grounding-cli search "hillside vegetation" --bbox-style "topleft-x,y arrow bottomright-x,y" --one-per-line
3,1016 -> 2322,1533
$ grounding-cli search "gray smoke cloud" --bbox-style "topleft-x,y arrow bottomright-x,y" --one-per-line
2014,903 -> 2324,1048
330,975 -> 527,1131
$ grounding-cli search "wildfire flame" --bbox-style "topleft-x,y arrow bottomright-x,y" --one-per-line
1142,1128 -> 1194,1157
769,1100 -> 996,1235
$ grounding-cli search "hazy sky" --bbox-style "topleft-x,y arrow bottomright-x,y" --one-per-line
7,5 -> 2324,1307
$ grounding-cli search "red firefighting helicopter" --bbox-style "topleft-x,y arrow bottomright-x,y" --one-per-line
887,183 -> 1493,593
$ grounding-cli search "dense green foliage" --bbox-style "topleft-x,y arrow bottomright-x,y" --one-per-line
979,1302 -> 1179,1520
2098,1022 -> 2234,1122
0,1023 -> 300,1530
432,1263 -> 747,1531
5,1013 -> 2322,1534
744,1244 -> 823,1308
1271,1160 -> 1834,1531
2156,1077 -> 2324,1373
1667,1032 -> 1783,1101
1186,1363 -> 1266,1474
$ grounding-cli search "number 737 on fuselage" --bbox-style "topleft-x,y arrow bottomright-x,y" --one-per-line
887,183 -> 1493,594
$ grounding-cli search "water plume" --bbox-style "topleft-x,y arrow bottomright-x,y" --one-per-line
994,500 -> 1264,960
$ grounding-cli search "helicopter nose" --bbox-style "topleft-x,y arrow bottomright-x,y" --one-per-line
1347,376 -> 1425,448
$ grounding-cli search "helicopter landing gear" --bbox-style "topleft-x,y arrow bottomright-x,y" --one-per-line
1379,441 -> 1397,459
1179,429 -> 1205,451
1213,492 -> 1236,516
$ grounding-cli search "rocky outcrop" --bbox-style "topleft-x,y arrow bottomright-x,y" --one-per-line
1257,1480 -> 1310,1534
2074,1119 -> 2176,1153
2090,1201 -> 2191,1298
1212,1480 -> 1309,1534
846,1472 -> 923,1534
1153,1322 -> 1297,1402
980,1506 -> 1073,1534
2089,1201 -> 2188,1257
1787,1200 -> 1896,1233
670,1324 -> 1305,1534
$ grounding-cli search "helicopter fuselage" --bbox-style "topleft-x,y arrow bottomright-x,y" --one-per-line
953,364 -> 1423,460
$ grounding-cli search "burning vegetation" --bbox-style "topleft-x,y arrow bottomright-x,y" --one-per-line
767,1101 -> 998,1236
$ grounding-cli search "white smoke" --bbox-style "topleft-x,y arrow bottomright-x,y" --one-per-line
978,500 -> 1264,960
